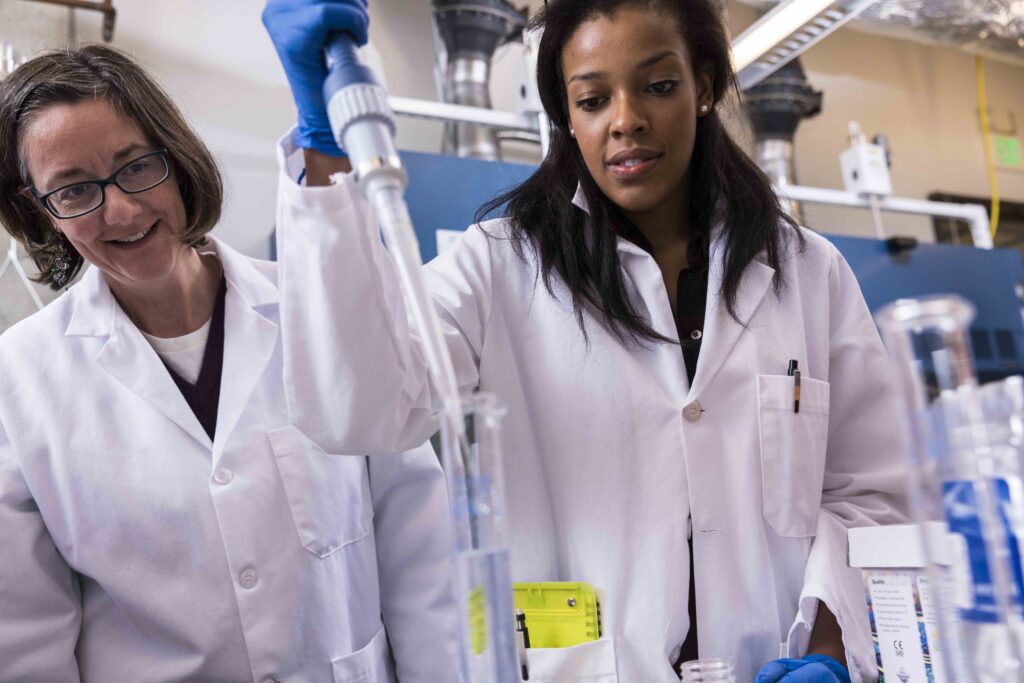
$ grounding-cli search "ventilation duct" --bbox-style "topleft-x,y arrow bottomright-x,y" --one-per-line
432,0 -> 527,160
744,58 -> 823,222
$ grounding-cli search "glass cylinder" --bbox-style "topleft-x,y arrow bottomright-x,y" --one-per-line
440,392 -> 519,683
876,295 -> 1024,682
679,658 -> 736,682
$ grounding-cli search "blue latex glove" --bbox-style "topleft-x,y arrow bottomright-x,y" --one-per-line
262,0 -> 370,155
755,654 -> 850,683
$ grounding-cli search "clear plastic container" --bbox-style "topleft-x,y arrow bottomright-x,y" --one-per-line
876,295 -> 1024,682
678,658 -> 736,682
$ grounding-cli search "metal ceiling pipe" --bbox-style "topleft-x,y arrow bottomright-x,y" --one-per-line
743,58 -> 822,224
432,0 -> 526,160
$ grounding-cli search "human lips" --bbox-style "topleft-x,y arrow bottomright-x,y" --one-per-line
103,221 -> 157,247
606,148 -> 662,179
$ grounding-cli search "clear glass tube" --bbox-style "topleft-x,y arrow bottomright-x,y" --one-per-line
445,392 -> 519,683
679,658 -> 736,682
876,295 -> 1024,682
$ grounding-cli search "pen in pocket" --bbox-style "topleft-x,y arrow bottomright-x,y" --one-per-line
787,359 -> 800,414
516,608 -> 530,680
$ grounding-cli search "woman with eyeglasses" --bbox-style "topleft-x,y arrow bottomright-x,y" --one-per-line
0,43 -> 460,682
267,0 -> 908,681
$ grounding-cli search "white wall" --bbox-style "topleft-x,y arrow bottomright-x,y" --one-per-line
2,0 -> 1023,328
727,1 -> 1024,242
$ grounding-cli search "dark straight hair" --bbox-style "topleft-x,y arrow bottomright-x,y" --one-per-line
476,0 -> 800,343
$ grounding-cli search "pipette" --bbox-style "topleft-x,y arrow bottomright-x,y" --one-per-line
322,32 -> 519,682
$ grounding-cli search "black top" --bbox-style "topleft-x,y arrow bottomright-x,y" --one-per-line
163,276 -> 227,441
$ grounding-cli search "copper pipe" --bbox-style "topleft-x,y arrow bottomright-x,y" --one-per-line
21,0 -> 116,41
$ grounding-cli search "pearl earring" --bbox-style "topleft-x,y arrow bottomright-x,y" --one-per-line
699,104 -> 710,115
569,127 -> 575,137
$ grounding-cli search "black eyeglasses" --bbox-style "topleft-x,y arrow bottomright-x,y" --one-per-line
30,150 -> 171,220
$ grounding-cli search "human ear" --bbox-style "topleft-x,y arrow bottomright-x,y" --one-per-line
695,65 -> 714,115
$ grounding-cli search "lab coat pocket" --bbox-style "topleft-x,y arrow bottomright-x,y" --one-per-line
332,625 -> 391,683
526,637 -> 618,682
757,374 -> 830,538
269,425 -> 373,558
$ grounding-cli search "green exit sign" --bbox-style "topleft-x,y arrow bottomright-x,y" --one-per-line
994,134 -> 1023,168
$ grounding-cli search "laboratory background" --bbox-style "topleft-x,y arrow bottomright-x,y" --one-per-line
4,0 -> 1024,681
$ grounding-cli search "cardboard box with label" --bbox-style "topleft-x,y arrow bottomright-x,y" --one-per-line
849,523 -> 952,683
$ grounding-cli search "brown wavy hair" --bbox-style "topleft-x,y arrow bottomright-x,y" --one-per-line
0,45 -> 222,289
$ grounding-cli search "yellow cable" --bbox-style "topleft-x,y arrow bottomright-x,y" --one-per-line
975,55 -> 1000,238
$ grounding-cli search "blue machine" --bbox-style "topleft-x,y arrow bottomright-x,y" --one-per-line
401,150 -> 1024,380
831,236 -> 1024,381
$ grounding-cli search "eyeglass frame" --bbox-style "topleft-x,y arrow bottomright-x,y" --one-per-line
27,149 -> 172,220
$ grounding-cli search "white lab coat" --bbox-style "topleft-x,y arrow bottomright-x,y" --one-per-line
274,132 -> 908,682
0,237 -> 460,683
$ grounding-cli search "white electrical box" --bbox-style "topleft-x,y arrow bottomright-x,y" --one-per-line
841,142 -> 892,196
840,121 -> 892,196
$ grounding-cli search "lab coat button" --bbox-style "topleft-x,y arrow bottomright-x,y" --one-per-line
689,329 -> 702,340
212,467 -> 233,485
683,401 -> 702,422
239,568 -> 258,589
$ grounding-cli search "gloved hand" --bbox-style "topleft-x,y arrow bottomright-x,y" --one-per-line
262,0 -> 370,155
755,654 -> 850,683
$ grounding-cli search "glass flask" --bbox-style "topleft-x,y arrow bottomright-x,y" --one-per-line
679,658 -> 736,682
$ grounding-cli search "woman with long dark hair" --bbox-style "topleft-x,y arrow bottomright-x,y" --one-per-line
271,1 -> 907,680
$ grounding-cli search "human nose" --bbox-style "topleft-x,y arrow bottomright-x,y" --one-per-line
609,93 -> 649,138
100,184 -> 143,226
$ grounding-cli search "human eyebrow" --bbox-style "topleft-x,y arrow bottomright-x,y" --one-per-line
636,50 -> 681,71
568,69 -> 605,85
47,165 -> 90,185
45,143 -> 150,186
567,50 -> 682,85
112,143 -> 150,162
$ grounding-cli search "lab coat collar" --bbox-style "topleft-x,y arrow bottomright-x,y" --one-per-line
65,264 -> 117,338
572,181 -> 775,400
213,237 -> 279,310
687,245 -> 774,401
571,182 -> 658,259
63,236 -> 280,453
65,237 -> 278,339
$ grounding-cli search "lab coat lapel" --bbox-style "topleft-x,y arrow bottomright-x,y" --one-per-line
617,242 -> 691,403
574,184 -> 691,402
212,240 -> 279,454
687,235 -> 775,400
72,269 -> 214,450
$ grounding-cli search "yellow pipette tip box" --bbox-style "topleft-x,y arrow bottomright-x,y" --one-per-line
512,581 -> 602,648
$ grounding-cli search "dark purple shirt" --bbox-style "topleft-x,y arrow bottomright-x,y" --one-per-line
163,276 -> 227,441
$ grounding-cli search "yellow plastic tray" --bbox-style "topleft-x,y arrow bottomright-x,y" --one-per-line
513,581 -> 601,648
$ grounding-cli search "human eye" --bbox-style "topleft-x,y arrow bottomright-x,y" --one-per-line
121,159 -> 151,176
56,183 -> 93,201
50,182 -> 99,212
575,96 -> 607,112
647,79 -> 679,95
